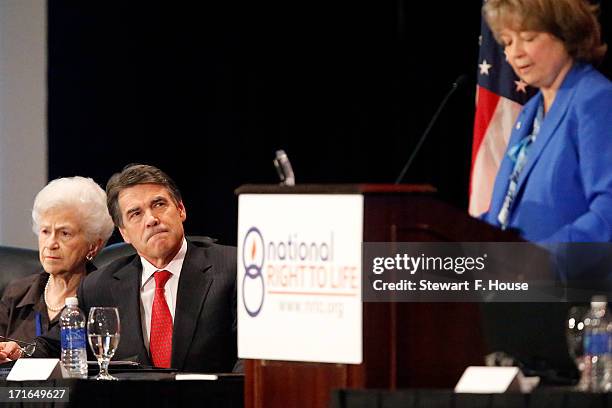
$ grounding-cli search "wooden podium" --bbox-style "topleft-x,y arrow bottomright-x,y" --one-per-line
235,184 -> 522,408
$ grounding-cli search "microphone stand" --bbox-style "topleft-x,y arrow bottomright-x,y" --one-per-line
395,75 -> 467,184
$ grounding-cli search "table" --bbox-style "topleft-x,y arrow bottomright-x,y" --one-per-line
331,389 -> 612,408
0,372 -> 243,407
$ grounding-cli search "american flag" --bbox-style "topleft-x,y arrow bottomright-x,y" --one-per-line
469,4 -> 536,216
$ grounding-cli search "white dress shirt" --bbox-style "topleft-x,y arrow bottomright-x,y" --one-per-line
139,237 -> 187,352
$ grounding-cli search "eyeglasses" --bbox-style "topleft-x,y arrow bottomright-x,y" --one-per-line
0,335 -> 36,357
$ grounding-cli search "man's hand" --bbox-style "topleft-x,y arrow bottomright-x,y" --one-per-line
0,341 -> 23,362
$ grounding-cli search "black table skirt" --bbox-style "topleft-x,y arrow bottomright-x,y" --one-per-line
332,389 -> 612,408
0,375 -> 243,408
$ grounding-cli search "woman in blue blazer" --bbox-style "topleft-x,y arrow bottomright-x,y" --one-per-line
482,0 -> 612,243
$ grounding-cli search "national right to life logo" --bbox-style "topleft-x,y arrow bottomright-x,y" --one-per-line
241,227 -> 265,317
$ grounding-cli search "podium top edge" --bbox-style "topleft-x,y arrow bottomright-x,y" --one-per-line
234,184 -> 437,195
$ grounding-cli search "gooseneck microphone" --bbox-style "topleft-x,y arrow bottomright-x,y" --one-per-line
394,74 -> 468,184
273,149 -> 295,186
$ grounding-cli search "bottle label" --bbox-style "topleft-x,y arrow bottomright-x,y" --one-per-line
584,332 -> 612,355
61,327 -> 86,349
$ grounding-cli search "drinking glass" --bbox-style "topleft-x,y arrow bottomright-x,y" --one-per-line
566,305 -> 589,390
87,307 -> 120,380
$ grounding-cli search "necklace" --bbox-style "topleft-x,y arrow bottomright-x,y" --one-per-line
44,276 -> 66,312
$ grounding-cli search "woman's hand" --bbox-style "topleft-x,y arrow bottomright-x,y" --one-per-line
0,341 -> 23,361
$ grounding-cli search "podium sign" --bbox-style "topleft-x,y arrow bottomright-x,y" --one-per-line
237,194 -> 363,364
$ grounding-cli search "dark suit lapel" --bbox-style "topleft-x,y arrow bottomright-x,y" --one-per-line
514,64 -> 583,195
172,242 -> 213,370
112,256 -> 151,365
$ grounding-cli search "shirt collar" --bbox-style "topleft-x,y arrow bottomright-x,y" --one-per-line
16,271 -> 49,309
140,237 -> 187,288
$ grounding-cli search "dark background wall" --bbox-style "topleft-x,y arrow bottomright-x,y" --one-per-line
47,1 -> 612,245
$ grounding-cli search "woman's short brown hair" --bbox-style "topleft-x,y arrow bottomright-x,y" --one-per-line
483,0 -> 607,64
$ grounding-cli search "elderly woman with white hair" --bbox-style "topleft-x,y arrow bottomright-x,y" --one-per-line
0,176 -> 114,344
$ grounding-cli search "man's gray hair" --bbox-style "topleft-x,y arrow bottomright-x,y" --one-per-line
32,176 -> 115,244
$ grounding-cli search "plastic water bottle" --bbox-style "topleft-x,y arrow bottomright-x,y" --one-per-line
60,297 -> 88,379
583,296 -> 612,392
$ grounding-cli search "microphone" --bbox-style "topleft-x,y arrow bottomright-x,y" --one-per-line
273,149 -> 295,186
394,74 -> 468,184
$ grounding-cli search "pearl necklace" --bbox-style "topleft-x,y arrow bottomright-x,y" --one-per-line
44,276 -> 66,312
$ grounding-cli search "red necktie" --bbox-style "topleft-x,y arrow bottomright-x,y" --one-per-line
150,270 -> 173,368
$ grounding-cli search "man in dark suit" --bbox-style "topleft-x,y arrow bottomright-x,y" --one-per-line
1,164 -> 239,373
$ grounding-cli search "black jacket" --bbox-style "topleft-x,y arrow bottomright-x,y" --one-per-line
0,271 -> 58,344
